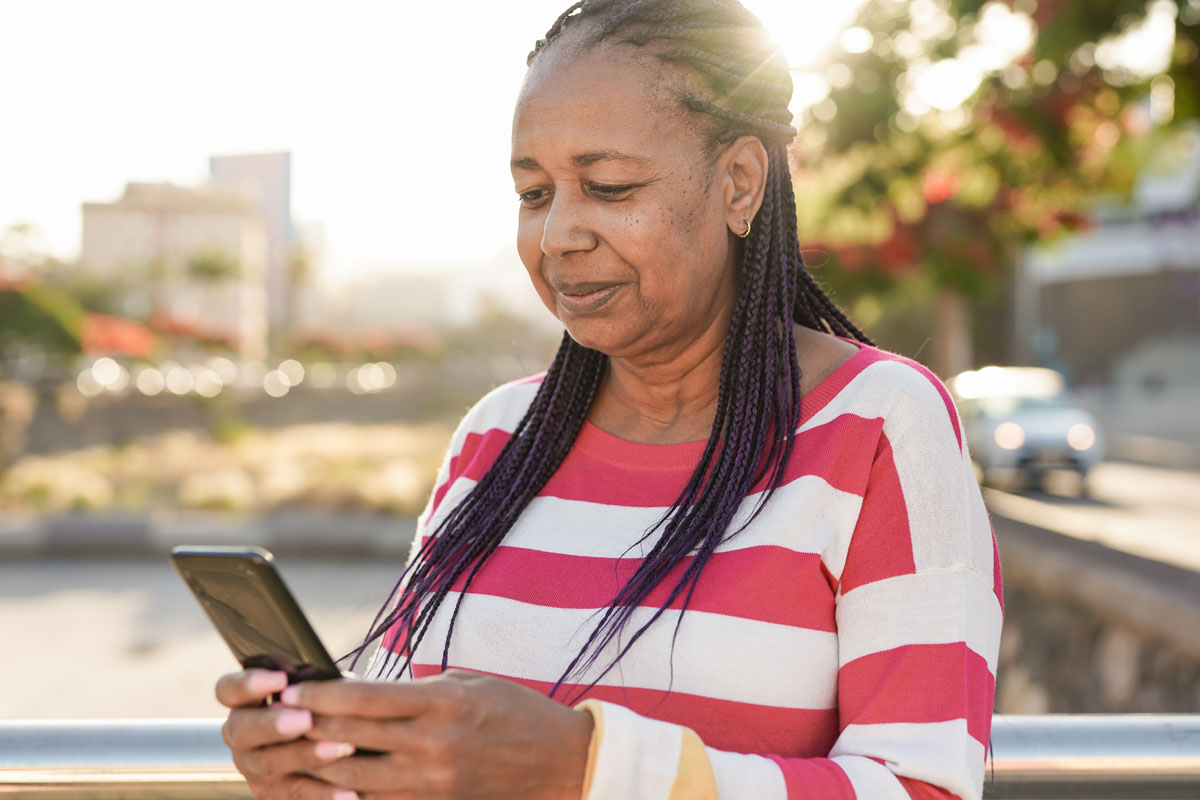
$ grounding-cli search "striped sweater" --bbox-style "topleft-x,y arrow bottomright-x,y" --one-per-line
368,343 -> 1003,799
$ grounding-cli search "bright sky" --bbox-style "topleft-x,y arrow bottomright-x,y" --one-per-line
0,0 -> 863,284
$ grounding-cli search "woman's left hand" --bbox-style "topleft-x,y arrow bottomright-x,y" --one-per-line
281,668 -> 593,800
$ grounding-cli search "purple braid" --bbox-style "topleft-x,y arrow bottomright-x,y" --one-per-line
352,0 -> 872,692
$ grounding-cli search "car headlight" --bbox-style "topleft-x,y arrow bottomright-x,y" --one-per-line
994,422 -> 1025,450
1068,423 -> 1096,451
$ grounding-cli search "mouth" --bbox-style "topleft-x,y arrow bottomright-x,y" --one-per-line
555,282 -> 625,314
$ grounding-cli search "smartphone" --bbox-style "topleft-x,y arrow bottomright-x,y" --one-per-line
170,545 -> 342,683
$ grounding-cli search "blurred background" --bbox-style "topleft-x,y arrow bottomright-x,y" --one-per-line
0,0 -> 1197,722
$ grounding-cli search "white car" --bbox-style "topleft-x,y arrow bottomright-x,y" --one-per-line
949,366 -> 1104,492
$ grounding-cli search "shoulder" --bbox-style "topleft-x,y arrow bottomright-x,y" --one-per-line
814,343 -> 964,454
421,374 -> 547,524
453,373 -> 545,439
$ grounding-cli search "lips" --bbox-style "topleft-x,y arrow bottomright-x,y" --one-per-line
554,282 -> 625,314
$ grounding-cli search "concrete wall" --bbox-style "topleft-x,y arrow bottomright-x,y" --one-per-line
993,514 -> 1200,714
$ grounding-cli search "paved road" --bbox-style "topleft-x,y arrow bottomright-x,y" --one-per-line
2,461 -> 1196,720
0,556 -> 408,719
984,461 -> 1200,573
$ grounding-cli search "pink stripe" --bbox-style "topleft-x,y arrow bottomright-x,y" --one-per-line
411,664 -> 840,758
900,776 -> 965,800
431,346 -> 954,513
447,545 -> 837,630
432,413 -> 883,511
838,642 -> 995,746
768,755 -> 856,799
839,433 -> 916,593
430,428 -> 510,514
991,526 -> 1004,611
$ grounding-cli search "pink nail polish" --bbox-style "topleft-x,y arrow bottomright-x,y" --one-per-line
247,671 -> 288,695
280,684 -> 302,706
274,708 -> 312,736
314,741 -> 356,760
332,791 -> 359,800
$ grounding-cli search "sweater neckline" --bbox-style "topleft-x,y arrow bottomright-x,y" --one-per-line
573,341 -> 874,470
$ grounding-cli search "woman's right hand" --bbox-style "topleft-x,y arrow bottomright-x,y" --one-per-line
216,670 -> 358,800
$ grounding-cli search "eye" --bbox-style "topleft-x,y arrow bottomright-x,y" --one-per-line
517,188 -> 548,207
589,183 -> 636,199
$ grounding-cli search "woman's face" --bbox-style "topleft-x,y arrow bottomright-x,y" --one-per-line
511,44 -> 738,362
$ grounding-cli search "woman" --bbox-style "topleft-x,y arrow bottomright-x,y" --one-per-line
217,1 -> 1003,798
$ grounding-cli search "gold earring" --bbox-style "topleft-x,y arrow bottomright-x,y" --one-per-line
736,217 -> 752,239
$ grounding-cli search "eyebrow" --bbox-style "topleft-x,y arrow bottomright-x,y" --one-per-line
510,150 -> 651,171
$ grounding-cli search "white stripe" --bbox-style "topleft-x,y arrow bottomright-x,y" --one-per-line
469,379 -> 541,434
828,756 -> 909,800
836,568 -> 1003,672
805,360 -> 995,584
428,476 -> 862,565
832,720 -> 986,800
412,592 -> 839,709
586,701 -> 681,800
706,748 -> 788,799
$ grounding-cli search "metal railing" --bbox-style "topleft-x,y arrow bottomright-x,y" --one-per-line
1,715 -> 1198,798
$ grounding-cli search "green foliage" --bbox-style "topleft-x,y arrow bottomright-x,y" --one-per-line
787,0 -> 1200,374
0,284 -> 84,365
186,248 -> 241,283
41,260 -> 124,315
795,0 -> 1189,304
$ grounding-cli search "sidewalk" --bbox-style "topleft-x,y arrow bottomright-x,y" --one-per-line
1107,432 -> 1200,470
0,509 -> 418,558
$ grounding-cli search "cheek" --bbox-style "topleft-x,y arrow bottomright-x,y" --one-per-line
516,211 -> 540,267
516,213 -> 558,313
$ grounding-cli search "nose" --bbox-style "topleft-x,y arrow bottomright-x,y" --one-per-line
540,190 -> 596,258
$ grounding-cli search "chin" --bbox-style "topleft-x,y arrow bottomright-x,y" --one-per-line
561,320 -> 627,356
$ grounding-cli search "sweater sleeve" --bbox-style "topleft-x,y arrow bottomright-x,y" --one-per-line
572,361 -> 1004,799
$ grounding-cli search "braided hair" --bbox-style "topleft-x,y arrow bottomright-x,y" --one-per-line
355,0 -> 872,698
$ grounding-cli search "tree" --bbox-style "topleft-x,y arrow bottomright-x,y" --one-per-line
186,248 -> 241,284
794,0 -> 1195,376
0,283 -> 84,376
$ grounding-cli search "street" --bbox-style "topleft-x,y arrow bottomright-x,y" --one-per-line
1,460 -> 1197,720
0,557 -> 407,719
984,461 -> 1200,573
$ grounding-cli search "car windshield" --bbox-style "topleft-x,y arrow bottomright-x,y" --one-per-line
977,393 -> 1074,417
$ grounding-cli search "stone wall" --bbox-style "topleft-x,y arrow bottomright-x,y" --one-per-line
993,514 -> 1200,714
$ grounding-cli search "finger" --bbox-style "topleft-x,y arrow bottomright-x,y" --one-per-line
222,705 -> 315,752
245,772 -> 352,800
281,679 -> 435,720
232,737 -> 356,782
215,670 -> 289,709
308,713 -> 433,753
313,751 -> 445,795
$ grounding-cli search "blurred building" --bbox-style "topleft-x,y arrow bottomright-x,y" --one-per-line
301,273 -> 449,332
80,182 -> 269,360
299,251 -> 559,334
1020,127 -> 1200,386
1018,127 -> 1200,447
208,152 -> 295,341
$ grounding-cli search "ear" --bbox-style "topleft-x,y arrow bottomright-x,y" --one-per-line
718,135 -> 769,238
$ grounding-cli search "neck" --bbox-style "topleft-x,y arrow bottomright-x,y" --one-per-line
588,303 -> 732,445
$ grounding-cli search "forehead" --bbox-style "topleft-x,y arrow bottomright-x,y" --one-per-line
512,42 -> 701,165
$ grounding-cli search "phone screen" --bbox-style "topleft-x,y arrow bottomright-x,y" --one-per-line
172,547 -> 341,682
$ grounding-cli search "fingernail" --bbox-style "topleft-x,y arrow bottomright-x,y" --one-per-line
275,708 -> 313,736
333,791 -> 359,800
247,671 -> 289,695
280,684 -> 302,706
314,740 -> 356,760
